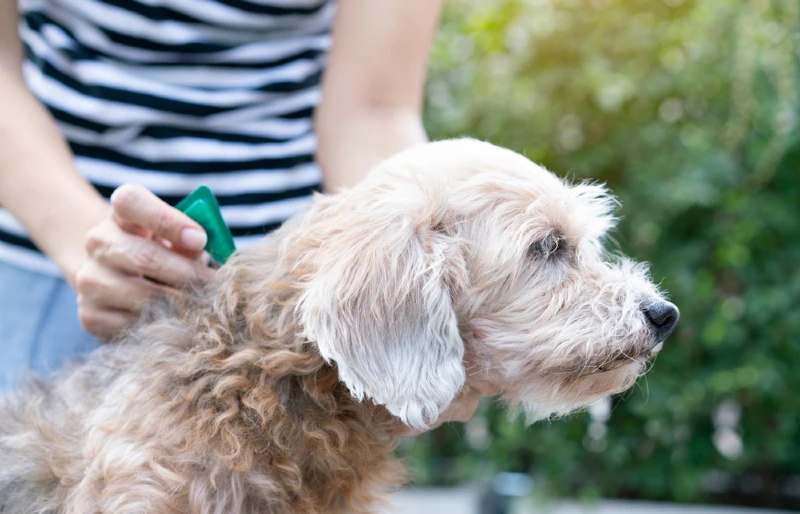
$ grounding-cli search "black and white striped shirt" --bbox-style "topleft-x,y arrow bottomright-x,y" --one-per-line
1,0 -> 335,275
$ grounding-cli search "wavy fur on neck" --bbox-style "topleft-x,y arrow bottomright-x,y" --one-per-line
0,218 -> 403,514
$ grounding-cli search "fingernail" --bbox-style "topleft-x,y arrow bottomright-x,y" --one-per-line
181,228 -> 207,250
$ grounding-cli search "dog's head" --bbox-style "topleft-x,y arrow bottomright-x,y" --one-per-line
291,139 -> 677,431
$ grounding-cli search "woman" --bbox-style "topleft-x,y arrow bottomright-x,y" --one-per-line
0,0 -> 442,389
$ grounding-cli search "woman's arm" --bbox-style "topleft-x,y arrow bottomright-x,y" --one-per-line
0,2 -> 210,338
0,0 -> 109,283
314,0 -> 443,191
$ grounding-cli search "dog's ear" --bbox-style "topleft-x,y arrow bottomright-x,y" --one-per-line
296,178 -> 466,430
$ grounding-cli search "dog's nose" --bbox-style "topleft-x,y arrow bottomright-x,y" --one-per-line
643,301 -> 679,342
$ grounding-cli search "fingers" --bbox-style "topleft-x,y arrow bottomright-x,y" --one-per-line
74,260 -> 169,312
85,222 -> 214,287
152,235 -> 207,259
74,256 -> 166,340
76,184 -> 219,340
76,304 -> 138,342
110,184 -> 207,255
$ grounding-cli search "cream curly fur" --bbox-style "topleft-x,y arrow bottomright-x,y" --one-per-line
0,139 -> 674,513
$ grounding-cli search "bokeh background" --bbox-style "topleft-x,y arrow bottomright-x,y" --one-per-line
401,0 -> 800,510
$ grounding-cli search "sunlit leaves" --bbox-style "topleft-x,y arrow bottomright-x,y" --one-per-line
406,0 -> 800,505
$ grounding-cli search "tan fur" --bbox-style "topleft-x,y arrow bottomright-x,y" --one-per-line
0,139 -> 672,513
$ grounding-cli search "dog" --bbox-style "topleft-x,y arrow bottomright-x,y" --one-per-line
0,139 -> 678,514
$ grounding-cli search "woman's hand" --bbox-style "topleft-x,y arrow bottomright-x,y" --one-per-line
74,184 -> 214,340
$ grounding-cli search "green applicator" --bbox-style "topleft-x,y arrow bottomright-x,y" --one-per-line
176,186 -> 236,265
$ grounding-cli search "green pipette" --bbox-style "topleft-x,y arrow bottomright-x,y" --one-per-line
176,186 -> 236,265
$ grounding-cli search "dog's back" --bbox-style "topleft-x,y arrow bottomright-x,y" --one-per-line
0,346 -> 130,513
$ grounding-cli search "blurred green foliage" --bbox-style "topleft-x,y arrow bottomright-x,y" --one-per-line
407,0 -> 800,508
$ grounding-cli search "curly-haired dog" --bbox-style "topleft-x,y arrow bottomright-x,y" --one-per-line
0,139 -> 678,514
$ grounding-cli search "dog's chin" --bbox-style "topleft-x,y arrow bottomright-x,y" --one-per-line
648,341 -> 664,359
610,358 -> 647,388
572,357 -> 645,404
594,333 -> 662,373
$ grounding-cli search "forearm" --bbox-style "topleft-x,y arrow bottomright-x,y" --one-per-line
313,0 -> 441,192
315,106 -> 428,191
0,67 -> 108,285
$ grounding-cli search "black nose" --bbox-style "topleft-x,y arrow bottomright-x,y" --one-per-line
643,301 -> 679,342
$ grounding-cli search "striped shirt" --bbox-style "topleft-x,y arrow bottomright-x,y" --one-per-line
1,0 -> 335,275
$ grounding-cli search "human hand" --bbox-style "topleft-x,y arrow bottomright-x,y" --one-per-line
73,184 -> 215,340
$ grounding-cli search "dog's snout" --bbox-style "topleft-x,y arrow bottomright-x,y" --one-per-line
643,301 -> 679,342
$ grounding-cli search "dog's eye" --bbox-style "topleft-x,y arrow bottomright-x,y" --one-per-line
529,233 -> 563,257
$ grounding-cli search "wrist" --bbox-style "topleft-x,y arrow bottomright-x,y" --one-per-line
316,106 -> 428,191
54,242 -> 89,290
48,201 -> 109,289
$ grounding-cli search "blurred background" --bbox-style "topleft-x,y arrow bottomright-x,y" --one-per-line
398,0 -> 800,512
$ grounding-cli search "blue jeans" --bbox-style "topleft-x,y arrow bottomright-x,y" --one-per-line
0,260 -> 98,391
